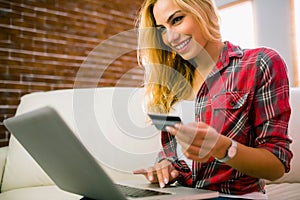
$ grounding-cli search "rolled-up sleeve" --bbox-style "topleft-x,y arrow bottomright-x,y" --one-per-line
254,48 -> 293,172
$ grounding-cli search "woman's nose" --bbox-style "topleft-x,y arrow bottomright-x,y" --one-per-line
166,29 -> 179,43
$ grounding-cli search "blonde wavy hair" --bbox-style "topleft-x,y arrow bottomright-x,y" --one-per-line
137,0 -> 221,113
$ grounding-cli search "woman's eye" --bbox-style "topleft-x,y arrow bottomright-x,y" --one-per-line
157,26 -> 166,34
172,16 -> 183,25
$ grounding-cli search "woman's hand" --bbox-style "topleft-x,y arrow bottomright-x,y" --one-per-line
166,122 -> 230,162
167,122 -> 286,180
133,159 -> 179,188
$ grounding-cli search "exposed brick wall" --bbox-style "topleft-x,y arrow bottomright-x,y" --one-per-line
0,0 -> 145,147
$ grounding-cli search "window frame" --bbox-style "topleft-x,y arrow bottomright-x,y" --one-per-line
291,0 -> 299,87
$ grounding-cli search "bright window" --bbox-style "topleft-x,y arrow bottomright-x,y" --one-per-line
218,1 -> 255,48
294,0 -> 300,85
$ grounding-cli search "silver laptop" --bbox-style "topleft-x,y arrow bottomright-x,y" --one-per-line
3,106 -> 219,200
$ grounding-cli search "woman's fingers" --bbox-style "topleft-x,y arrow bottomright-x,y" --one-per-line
168,123 -> 205,146
167,122 -> 221,162
133,160 -> 178,188
147,166 -> 158,183
155,165 -> 167,188
133,169 -> 147,174
155,159 -> 174,187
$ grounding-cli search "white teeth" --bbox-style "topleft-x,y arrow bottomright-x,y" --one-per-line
175,39 -> 190,50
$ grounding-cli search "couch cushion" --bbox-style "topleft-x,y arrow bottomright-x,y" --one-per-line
1,136 -> 54,192
1,90 -> 77,191
0,146 -> 8,189
267,87 -> 300,184
265,183 -> 300,200
0,185 -> 80,200
1,87 -> 160,192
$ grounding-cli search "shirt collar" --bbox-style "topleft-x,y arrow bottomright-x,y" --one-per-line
208,41 -> 244,78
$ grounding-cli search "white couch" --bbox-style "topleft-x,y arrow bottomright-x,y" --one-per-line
0,87 -> 299,200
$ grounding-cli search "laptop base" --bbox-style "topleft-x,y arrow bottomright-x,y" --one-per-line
80,197 -> 96,200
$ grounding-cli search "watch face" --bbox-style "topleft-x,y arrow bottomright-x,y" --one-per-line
228,145 -> 237,158
215,139 -> 237,162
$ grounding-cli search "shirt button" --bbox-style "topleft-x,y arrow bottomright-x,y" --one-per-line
230,101 -> 235,107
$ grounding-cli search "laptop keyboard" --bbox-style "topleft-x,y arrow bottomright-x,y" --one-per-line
116,184 -> 171,198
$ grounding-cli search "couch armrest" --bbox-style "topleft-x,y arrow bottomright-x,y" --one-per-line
0,146 -> 9,188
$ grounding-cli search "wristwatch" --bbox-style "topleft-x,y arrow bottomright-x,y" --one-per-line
216,139 -> 237,162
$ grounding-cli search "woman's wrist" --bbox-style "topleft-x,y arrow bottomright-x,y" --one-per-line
212,135 -> 232,160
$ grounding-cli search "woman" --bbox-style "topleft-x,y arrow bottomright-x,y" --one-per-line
133,0 -> 293,198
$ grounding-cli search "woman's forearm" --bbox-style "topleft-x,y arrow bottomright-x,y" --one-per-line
214,135 -> 285,181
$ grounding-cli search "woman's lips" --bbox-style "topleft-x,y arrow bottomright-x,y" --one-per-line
175,38 -> 191,52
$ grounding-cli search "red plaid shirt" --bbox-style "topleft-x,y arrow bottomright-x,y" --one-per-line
158,41 -> 293,195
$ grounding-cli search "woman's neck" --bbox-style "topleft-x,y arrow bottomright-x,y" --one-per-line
188,40 -> 224,100
193,40 -> 224,71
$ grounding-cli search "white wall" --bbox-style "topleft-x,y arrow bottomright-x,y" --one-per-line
215,0 -> 294,86
253,0 -> 293,85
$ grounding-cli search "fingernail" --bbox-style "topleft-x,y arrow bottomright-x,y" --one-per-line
148,175 -> 153,181
165,126 -> 171,132
174,123 -> 180,128
160,182 -> 165,188
171,171 -> 177,177
164,178 -> 169,184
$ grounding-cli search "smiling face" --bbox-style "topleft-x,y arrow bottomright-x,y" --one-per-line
153,0 -> 208,61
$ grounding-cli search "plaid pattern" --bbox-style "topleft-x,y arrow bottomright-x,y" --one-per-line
158,41 -> 293,195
